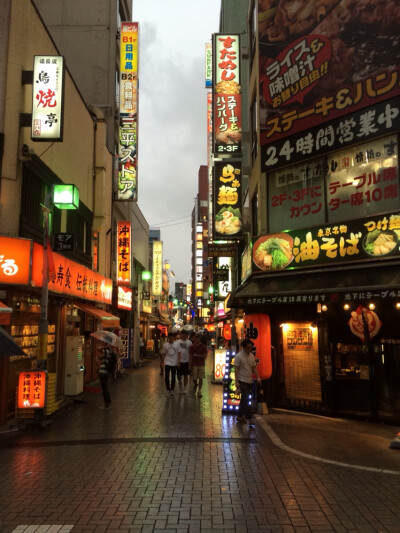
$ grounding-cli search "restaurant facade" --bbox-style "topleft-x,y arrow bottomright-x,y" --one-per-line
226,0 -> 400,424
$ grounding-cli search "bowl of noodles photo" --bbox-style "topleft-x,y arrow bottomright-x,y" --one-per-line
214,207 -> 242,236
362,229 -> 399,257
253,233 -> 294,271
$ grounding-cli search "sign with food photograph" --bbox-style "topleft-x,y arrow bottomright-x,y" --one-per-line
253,212 -> 400,272
258,1 -> 400,161
213,161 -> 243,240
31,56 -> 64,141
326,135 -> 398,223
118,22 -> 139,201
213,34 -> 242,155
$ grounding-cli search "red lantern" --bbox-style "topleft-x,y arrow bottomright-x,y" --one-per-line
243,313 -> 272,379
207,323 -> 215,332
223,323 -> 231,340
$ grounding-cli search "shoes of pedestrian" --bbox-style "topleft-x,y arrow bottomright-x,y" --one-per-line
166,390 -> 170,396
236,415 -> 246,423
249,418 -> 256,426
170,390 -> 174,396
99,405 -> 111,410
198,392 -> 202,398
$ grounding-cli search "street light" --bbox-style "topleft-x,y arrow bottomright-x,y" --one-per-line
38,184 -> 79,367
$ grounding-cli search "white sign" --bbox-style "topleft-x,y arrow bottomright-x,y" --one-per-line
32,56 -> 64,141
152,241 -> 163,296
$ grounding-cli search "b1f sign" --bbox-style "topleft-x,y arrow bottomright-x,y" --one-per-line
32,56 -> 64,141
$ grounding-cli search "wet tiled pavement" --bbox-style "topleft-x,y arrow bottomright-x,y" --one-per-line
0,356 -> 399,532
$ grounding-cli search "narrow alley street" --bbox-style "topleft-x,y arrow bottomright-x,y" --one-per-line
0,358 -> 399,533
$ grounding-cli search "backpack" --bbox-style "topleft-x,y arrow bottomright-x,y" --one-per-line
105,349 -> 117,374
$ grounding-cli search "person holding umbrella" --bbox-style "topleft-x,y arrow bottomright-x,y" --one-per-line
91,331 -> 121,409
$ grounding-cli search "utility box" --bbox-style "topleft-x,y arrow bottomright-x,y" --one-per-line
64,336 -> 85,395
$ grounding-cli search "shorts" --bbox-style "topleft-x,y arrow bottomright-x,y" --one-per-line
192,365 -> 205,379
178,362 -> 190,376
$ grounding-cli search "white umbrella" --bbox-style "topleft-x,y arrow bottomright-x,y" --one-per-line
181,324 -> 195,332
90,330 -> 123,349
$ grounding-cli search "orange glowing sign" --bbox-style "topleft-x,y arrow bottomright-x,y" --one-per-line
17,371 -> 47,409
117,221 -> 131,285
32,243 -> 112,304
0,236 -> 31,285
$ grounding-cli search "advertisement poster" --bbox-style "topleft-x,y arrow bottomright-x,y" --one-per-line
213,160 -> 243,240
253,212 -> 400,272
213,34 -> 242,155
258,1 -> 400,169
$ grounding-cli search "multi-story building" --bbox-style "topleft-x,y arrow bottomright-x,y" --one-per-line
0,0 -> 149,424
224,0 -> 400,424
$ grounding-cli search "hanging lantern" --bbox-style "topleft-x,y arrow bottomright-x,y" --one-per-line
223,323 -> 231,340
243,313 -> 272,379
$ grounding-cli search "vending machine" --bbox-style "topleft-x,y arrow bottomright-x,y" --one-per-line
64,336 -> 85,395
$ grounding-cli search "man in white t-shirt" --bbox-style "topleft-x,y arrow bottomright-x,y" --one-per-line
176,331 -> 192,393
161,332 -> 179,395
234,339 -> 261,426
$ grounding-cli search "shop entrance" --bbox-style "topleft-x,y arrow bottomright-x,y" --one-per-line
281,322 -> 322,409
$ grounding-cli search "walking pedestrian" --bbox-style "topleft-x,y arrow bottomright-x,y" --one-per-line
161,332 -> 179,395
177,331 -> 192,393
234,339 -> 261,426
139,332 -> 145,363
159,332 -> 167,375
96,344 -> 117,409
189,333 -> 208,398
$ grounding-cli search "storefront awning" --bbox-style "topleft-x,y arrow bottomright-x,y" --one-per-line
229,262 -> 400,308
73,302 -> 120,328
0,301 -> 12,326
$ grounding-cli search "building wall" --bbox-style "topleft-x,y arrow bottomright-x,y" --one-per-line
1,0 -> 113,275
33,0 -> 131,153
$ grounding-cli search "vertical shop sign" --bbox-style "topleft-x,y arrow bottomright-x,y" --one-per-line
213,160 -> 243,240
222,349 -> 241,412
212,34 -> 241,155
31,56 -> 64,141
118,22 -> 139,201
152,240 -> 163,296
205,43 -> 212,88
117,221 -> 131,285
17,371 -> 47,408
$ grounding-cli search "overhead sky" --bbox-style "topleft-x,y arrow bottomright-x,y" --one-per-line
132,0 -> 221,286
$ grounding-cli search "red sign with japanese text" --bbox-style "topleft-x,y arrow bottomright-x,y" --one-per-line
258,1 -> 400,146
32,243 -> 113,304
244,313 -> 272,380
213,34 -> 242,155
0,237 -> 31,285
117,221 -> 131,285
18,371 -> 47,409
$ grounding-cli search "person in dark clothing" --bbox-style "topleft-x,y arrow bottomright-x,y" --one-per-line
97,344 -> 116,409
